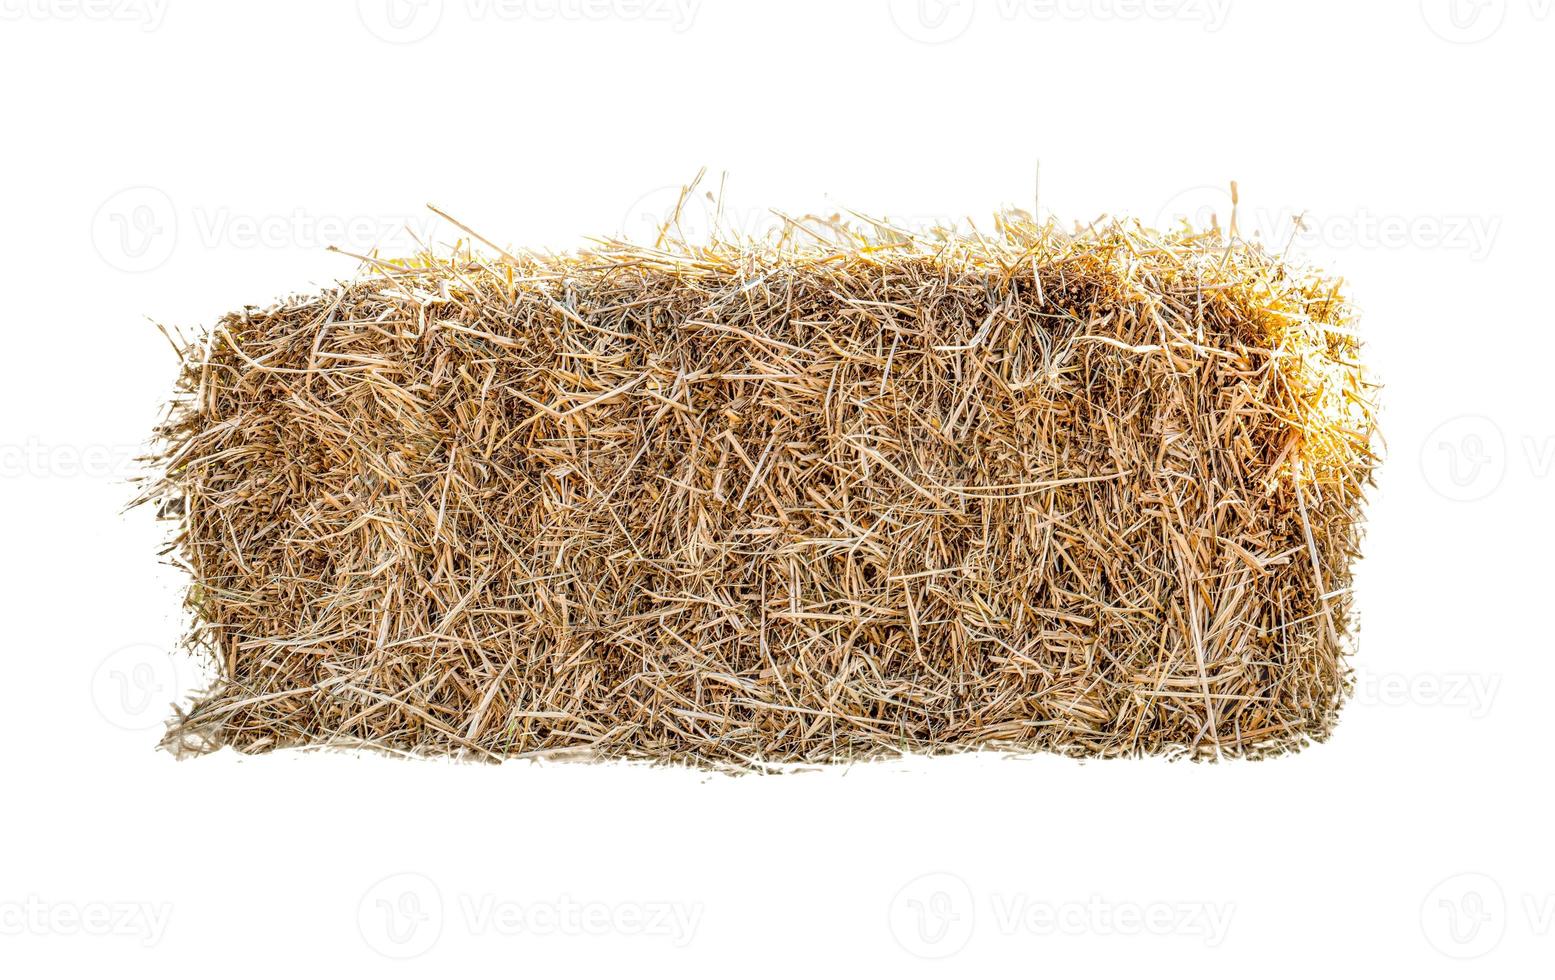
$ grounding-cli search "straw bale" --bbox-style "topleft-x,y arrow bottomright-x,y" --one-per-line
141,204 -> 1377,765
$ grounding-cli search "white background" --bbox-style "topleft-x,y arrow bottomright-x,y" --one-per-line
0,0 -> 1545,973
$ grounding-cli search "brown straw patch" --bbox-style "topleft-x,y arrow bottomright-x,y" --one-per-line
139,201 -> 1377,767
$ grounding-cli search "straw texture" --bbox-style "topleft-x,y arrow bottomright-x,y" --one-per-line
142,205 -> 1377,766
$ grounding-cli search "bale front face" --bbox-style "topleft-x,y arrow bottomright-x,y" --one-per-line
150,220 -> 1375,764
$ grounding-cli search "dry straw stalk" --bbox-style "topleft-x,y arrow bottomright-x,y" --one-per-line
140,194 -> 1377,767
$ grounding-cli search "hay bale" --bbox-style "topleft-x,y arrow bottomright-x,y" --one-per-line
142,208 -> 1377,765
